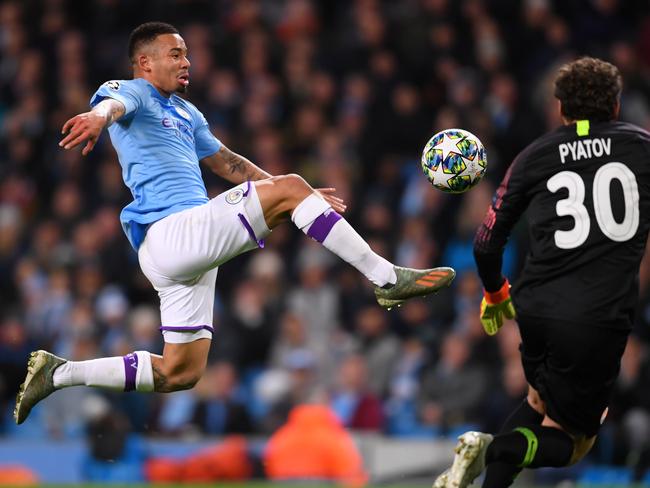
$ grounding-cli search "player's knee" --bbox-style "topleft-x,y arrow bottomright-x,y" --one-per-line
265,174 -> 312,214
527,390 -> 546,415
276,173 -> 311,196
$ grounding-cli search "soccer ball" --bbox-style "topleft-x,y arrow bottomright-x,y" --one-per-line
420,128 -> 487,193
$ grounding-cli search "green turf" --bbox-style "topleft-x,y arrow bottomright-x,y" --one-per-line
32,484 -> 650,488
9,485 -> 422,488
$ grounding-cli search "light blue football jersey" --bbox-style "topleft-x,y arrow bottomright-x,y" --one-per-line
90,78 -> 222,250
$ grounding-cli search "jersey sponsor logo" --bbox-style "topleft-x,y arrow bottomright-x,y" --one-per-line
558,138 -> 611,164
226,188 -> 244,205
105,80 -> 120,91
162,117 -> 193,143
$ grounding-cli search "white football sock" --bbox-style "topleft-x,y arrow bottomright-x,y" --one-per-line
53,351 -> 154,392
134,350 -> 155,392
291,194 -> 396,287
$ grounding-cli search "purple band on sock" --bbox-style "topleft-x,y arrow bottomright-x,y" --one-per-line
307,210 -> 342,243
159,324 -> 214,333
123,352 -> 138,392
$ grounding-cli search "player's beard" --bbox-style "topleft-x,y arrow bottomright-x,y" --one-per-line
176,84 -> 188,94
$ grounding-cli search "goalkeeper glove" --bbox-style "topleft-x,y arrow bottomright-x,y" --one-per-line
480,279 -> 516,336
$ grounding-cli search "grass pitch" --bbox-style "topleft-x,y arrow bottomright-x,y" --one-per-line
34,484 -> 650,488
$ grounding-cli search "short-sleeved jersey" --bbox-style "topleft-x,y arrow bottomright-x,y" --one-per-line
90,78 -> 222,250
474,121 -> 650,329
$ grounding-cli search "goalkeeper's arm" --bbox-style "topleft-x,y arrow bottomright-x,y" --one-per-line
479,277 -> 516,335
473,156 -> 529,335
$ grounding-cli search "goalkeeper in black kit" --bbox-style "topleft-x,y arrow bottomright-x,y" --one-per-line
433,57 -> 650,488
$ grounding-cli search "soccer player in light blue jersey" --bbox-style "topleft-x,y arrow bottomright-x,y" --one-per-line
14,22 -> 455,424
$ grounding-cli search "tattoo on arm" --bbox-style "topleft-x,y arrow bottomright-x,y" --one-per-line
219,146 -> 272,182
94,99 -> 126,127
107,101 -> 126,126
224,148 -> 246,175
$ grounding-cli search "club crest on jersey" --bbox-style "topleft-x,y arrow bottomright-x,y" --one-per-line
175,107 -> 191,122
226,189 -> 244,205
105,80 -> 120,91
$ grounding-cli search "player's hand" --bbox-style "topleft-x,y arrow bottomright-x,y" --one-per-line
59,111 -> 107,156
316,188 -> 347,213
480,279 -> 516,336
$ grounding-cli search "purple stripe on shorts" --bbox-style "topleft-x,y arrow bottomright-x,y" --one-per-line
123,352 -> 138,392
307,210 -> 342,243
159,324 -> 215,333
238,213 -> 265,248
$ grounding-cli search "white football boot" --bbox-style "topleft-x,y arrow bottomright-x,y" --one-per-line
433,431 -> 494,488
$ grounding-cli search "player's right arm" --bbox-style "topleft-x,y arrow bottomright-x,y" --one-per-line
59,98 -> 126,156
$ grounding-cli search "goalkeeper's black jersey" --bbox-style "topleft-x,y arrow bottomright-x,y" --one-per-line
474,121 -> 650,329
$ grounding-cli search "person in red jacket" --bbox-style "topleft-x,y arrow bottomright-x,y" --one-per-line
264,403 -> 368,487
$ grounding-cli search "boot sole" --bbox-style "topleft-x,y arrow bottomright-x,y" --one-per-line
14,350 -> 52,424
447,432 -> 489,488
378,269 -> 455,310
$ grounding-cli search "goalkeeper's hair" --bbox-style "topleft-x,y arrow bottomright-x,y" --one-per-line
554,57 -> 622,122
128,22 -> 179,63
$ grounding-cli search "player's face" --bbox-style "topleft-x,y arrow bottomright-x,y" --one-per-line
149,34 -> 191,95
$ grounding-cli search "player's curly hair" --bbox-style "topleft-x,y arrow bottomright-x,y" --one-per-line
554,57 -> 622,122
128,22 -> 179,63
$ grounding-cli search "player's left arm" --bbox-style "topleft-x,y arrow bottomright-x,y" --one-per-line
202,145 -> 272,182
473,154 -> 529,334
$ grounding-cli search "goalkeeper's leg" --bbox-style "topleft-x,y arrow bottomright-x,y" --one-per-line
15,339 -> 209,424
435,385 -> 595,488
482,387 -> 545,488
484,415 -> 594,469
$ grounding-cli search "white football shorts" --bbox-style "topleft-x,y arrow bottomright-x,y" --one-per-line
137,181 -> 270,343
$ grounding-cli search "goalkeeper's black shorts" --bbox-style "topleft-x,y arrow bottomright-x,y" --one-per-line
517,314 -> 629,438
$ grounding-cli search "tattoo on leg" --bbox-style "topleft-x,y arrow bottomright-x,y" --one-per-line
152,364 -> 171,392
152,364 -> 198,392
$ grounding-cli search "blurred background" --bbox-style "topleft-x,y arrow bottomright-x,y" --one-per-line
2,0 -> 650,485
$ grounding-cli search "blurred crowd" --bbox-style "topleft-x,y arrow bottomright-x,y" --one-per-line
3,0 -> 650,476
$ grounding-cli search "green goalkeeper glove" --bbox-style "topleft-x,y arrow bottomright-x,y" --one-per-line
480,279 -> 516,336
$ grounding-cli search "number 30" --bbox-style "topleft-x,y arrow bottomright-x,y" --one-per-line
547,162 -> 640,249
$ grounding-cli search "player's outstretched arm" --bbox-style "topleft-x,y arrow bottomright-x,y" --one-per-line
202,145 -> 272,183
59,98 -> 126,156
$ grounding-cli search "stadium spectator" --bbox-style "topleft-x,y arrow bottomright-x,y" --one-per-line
191,361 -> 253,435
418,332 -> 488,434
264,403 -> 368,487
330,353 -> 384,431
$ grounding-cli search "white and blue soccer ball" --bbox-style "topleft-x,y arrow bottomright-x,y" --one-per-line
421,128 -> 487,193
